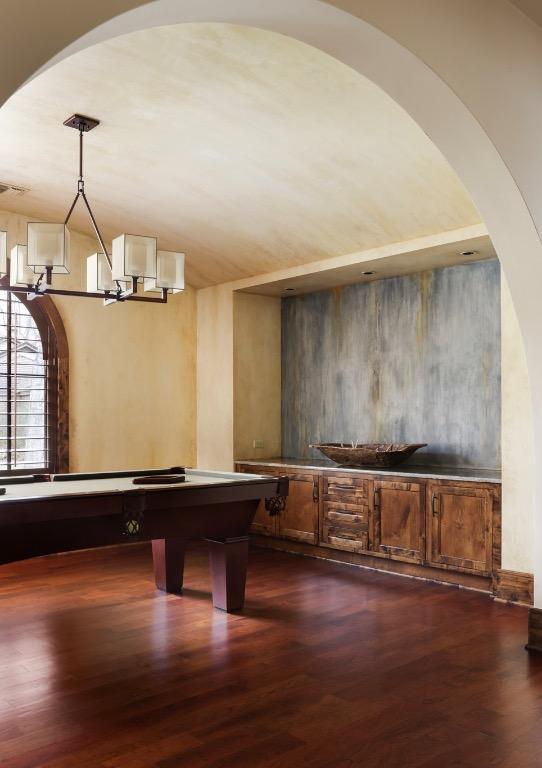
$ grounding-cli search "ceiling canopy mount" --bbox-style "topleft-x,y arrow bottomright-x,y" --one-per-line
63,114 -> 100,132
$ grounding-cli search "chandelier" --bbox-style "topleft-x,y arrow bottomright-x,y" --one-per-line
0,114 -> 185,305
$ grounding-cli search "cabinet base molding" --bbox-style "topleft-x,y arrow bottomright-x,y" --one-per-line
526,608 -> 542,653
251,536 -> 491,593
493,569 -> 534,606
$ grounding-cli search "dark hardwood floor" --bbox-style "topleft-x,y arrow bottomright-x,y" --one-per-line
0,543 -> 540,768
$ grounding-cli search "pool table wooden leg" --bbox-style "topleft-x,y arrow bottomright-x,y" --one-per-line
152,538 -> 186,594
206,536 -> 249,612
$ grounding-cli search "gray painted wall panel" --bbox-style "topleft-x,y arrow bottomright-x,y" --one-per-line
282,259 -> 501,468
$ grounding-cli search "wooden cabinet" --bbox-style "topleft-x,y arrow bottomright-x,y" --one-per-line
373,480 -> 424,563
236,464 -> 278,536
236,464 -> 319,544
235,462 -> 501,583
278,471 -> 320,544
427,482 -> 493,574
251,496 -> 278,537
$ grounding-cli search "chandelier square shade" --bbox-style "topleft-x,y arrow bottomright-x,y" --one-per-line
144,250 -> 185,294
0,231 -> 6,277
87,252 -> 128,293
10,245 -> 35,286
27,222 -> 70,274
112,234 -> 157,282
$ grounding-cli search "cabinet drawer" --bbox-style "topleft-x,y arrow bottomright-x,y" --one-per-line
324,474 -> 369,500
323,501 -> 368,529
322,523 -> 368,553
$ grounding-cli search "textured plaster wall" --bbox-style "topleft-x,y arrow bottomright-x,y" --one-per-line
233,292 -> 281,461
0,208 -> 197,471
501,273 -> 535,572
196,284 -> 234,471
282,260 -> 501,469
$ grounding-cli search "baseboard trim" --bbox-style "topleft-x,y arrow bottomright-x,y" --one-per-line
526,608 -> 542,652
251,535 -> 491,593
493,569 -> 534,606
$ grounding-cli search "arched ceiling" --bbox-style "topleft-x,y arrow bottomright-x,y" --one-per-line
0,23 -> 481,287
508,0 -> 542,28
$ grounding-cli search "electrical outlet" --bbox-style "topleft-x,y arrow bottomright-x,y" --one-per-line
253,439 -> 264,449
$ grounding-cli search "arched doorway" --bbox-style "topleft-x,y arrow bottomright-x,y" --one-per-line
1,0 -> 541,608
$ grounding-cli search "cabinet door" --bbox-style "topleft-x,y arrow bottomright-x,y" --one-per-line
428,483 -> 492,573
250,497 -> 278,536
373,480 -> 425,562
278,472 -> 320,544
235,464 -> 277,536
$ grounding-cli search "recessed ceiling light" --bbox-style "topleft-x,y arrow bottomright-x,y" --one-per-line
460,250 -> 478,257
362,271 -> 375,276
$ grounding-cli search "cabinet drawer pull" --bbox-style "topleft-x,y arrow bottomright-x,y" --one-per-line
330,483 -> 363,492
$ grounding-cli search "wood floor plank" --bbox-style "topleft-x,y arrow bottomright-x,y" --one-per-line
0,542 -> 541,767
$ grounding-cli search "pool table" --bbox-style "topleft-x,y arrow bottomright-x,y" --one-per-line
0,467 -> 288,611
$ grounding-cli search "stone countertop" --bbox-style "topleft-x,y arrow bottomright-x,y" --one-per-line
236,457 -> 502,484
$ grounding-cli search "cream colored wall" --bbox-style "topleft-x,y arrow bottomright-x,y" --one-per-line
0,208 -> 197,471
196,284 -> 234,470
233,293 -> 281,461
501,273 -> 535,573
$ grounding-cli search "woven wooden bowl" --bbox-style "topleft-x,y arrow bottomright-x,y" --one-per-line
310,442 -> 427,468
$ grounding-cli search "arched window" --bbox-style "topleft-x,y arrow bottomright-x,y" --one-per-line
0,288 -> 68,475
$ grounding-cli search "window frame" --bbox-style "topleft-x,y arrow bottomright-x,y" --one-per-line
0,278 -> 68,475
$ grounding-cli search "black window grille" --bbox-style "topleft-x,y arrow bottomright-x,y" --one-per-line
0,292 -> 49,472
